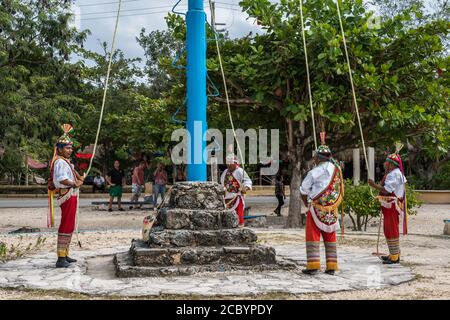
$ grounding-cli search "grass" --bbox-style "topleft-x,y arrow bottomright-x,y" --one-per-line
0,236 -> 47,263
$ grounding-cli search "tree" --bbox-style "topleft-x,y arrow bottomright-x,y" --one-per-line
0,0 -> 89,181
203,0 -> 449,227
136,29 -> 183,98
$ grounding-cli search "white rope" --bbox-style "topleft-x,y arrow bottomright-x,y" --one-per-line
86,0 -> 123,176
75,0 -> 123,247
334,0 -> 370,177
335,0 -> 381,252
208,0 -> 245,169
299,0 -> 318,150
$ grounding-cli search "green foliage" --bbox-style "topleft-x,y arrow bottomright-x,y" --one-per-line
0,236 -> 46,263
405,183 -> 422,213
343,180 -> 380,231
0,0 -> 448,191
136,29 -> 183,98
0,0 -> 89,179
233,0 -> 450,156
408,162 -> 450,190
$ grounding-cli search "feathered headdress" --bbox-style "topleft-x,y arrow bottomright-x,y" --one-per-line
386,142 -> 404,175
315,132 -> 332,159
55,124 -> 74,147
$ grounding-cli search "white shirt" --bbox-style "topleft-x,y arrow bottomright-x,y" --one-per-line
220,167 -> 253,199
300,161 -> 335,201
384,168 -> 406,198
53,159 -> 75,189
94,176 -> 105,186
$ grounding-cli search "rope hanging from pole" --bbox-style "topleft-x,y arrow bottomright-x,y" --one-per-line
73,0 -> 123,247
334,0 -> 371,178
85,0 -> 123,177
208,0 -> 245,170
334,0 -> 386,254
299,0 -> 318,150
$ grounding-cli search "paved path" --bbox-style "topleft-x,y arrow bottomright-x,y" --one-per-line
0,196 -> 286,209
0,244 -> 413,297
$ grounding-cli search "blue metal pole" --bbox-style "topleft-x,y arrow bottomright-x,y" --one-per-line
186,0 -> 207,181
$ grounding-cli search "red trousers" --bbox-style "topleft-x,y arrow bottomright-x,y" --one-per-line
57,195 -> 77,257
382,205 -> 400,260
305,210 -> 337,270
235,198 -> 244,225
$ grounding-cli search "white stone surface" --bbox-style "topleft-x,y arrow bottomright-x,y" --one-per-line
0,244 -> 414,297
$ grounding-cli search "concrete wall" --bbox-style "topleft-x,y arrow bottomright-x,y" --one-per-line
415,190 -> 450,204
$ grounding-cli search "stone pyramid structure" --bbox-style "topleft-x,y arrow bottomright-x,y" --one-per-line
115,182 -> 294,277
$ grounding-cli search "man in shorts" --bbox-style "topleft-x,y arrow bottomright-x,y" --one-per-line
106,160 -> 126,212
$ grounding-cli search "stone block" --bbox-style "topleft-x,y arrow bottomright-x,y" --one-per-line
114,252 -> 296,278
157,209 -> 238,230
131,241 -> 276,267
444,221 -> 450,235
223,247 -> 250,254
147,228 -> 258,247
167,182 -> 225,210
245,216 -> 267,228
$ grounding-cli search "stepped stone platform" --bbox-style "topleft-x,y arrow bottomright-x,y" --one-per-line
115,182 -> 293,277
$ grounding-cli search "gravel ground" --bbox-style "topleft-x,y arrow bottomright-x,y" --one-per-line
0,203 -> 448,300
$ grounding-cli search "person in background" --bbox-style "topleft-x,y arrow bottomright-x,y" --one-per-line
175,166 -> 186,182
130,161 -> 147,209
92,173 -> 105,193
153,163 -> 168,208
106,160 -> 126,212
274,174 -> 286,216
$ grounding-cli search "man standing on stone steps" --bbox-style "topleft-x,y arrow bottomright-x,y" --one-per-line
221,154 -> 252,227
299,133 -> 344,276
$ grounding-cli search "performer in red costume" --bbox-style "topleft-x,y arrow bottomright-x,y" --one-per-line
300,133 -> 344,275
369,147 -> 407,264
48,124 -> 84,268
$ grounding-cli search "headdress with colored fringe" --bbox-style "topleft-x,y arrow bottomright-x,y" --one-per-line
386,142 -> 404,175
55,124 -> 74,148
56,124 -> 80,149
315,132 -> 332,159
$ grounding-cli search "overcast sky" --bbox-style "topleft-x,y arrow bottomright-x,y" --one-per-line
72,0 -> 265,63
71,0 -> 437,65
